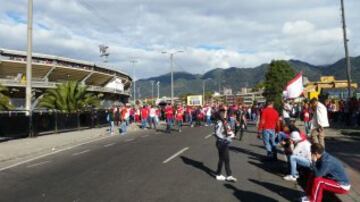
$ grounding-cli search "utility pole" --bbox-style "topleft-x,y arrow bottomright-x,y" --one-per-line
26,0 -> 33,136
202,80 -> 206,106
130,59 -> 137,104
340,0 -> 352,98
162,50 -> 183,105
157,81 -> 160,100
151,80 -> 154,100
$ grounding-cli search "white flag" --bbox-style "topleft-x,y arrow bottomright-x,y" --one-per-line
285,72 -> 303,99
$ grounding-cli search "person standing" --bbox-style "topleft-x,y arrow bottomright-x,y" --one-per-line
165,104 -> 174,133
141,105 -> 149,129
258,100 -> 279,160
214,108 -> 237,182
283,100 -> 292,125
205,105 -> 212,126
175,105 -> 184,132
107,108 -> 115,135
310,98 -> 329,148
149,105 -> 158,129
235,105 -> 247,141
119,106 -> 128,135
302,102 -> 312,136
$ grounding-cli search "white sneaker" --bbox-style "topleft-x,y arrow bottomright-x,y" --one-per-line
216,175 -> 226,181
283,175 -> 298,182
300,196 -> 310,202
226,176 -> 237,182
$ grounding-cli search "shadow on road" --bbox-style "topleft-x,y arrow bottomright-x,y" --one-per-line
224,184 -> 277,202
248,160 -> 288,177
249,179 -> 301,201
180,156 -> 216,178
228,145 -> 264,160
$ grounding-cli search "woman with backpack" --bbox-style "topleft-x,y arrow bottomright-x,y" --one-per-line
214,108 -> 237,182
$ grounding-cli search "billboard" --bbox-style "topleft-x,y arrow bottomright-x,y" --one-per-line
187,95 -> 203,106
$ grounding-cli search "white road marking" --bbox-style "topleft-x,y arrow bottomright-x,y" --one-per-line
125,138 -> 135,142
0,135 -> 110,172
26,161 -> 51,168
204,134 -> 213,139
163,147 -> 190,164
72,149 -> 90,156
104,143 -> 115,147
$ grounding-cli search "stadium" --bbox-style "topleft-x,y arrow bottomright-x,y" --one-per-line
0,48 -> 133,109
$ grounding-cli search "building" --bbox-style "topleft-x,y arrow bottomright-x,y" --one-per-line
304,76 -> 358,100
0,49 -> 132,109
236,90 -> 266,106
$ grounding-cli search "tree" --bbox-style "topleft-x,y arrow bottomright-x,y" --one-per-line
38,81 -> 100,112
263,60 -> 295,110
0,84 -> 14,110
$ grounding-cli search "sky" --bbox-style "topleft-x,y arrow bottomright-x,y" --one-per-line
0,0 -> 360,79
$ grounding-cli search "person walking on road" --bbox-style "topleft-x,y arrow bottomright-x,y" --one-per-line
258,100 -> 279,160
235,105 -> 247,141
214,108 -> 237,182
310,98 -> 329,148
165,104 -> 174,133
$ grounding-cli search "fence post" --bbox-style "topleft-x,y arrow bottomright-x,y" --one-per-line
54,110 -> 58,133
77,111 -> 80,130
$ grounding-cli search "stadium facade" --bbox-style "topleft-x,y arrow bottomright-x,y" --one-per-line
0,49 -> 132,109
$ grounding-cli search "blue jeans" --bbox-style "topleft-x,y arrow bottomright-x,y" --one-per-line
141,119 -> 147,129
276,131 -> 288,144
262,129 -> 276,156
120,121 -> 127,134
229,117 -> 236,130
166,118 -> 174,132
289,155 -> 311,177
206,115 -> 212,126
304,122 -> 311,136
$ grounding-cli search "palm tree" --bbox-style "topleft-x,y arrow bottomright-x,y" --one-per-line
38,81 -> 100,112
0,84 -> 14,110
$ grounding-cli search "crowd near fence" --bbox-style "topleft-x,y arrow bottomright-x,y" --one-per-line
0,109 -> 109,140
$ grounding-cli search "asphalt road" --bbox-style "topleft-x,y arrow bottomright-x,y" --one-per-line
0,125 -> 302,202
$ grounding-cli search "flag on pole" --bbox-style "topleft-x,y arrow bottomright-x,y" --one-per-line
284,72 -> 303,99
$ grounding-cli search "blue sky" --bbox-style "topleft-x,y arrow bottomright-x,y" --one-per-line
0,0 -> 359,79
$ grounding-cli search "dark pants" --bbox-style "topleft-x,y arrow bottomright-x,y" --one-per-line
216,140 -> 232,176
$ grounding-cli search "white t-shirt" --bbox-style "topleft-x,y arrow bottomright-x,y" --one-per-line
149,108 -> 157,117
283,103 -> 291,118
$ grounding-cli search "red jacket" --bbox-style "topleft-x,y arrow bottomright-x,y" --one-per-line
258,106 -> 279,131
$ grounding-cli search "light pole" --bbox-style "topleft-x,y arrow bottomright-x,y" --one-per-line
151,80 -> 154,100
162,50 -> 183,105
157,81 -> 160,100
26,0 -> 33,136
202,78 -> 211,106
130,59 -> 137,104
340,0 -> 352,98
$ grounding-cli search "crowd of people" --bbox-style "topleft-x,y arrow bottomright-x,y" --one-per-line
105,97 -> 351,202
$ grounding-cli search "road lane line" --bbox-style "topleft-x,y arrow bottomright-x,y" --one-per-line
204,134 -> 213,139
125,138 -> 135,142
0,135 -> 110,172
26,161 -> 51,168
104,143 -> 115,147
163,147 -> 190,164
72,149 -> 90,156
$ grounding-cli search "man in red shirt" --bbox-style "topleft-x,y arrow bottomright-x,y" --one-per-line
165,104 -> 174,133
141,105 -> 149,129
258,100 -> 279,160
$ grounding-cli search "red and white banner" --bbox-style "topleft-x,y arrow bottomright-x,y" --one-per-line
284,72 -> 303,99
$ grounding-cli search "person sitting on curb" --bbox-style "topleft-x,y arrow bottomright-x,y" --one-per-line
300,143 -> 351,202
283,129 -> 311,182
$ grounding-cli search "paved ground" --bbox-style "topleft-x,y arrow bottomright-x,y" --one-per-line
0,124 -> 307,202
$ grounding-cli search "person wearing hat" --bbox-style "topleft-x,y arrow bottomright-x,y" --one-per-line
283,129 -> 312,181
214,108 -> 237,182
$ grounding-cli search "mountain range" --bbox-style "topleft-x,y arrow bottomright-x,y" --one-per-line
135,56 -> 360,98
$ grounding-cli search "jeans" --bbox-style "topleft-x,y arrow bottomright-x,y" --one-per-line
229,117 -> 236,130
289,155 -> 311,177
276,131 -> 288,144
216,140 -> 232,176
109,121 -> 115,134
262,129 -> 277,157
120,121 -> 127,134
141,119 -> 147,129
206,115 -> 212,126
166,118 -> 174,132
304,122 -> 311,136
149,117 -> 157,129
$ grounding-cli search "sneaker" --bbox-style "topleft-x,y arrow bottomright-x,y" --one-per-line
300,196 -> 310,202
283,175 -> 298,182
216,175 -> 226,181
226,176 -> 237,182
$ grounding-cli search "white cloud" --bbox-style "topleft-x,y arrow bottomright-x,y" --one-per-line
0,0 -> 359,79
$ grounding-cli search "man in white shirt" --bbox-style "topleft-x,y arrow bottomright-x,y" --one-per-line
149,105 -> 158,129
283,130 -> 312,181
283,100 -> 292,125
310,98 -> 329,148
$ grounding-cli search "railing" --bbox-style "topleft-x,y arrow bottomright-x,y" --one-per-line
0,110 -> 109,140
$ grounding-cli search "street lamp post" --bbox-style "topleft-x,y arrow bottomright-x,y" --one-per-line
340,0 -> 352,98
130,59 -> 137,104
26,0 -> 33,137
157,81 -> 160,100
202,78 -> 211,106
162,50 -> 183,105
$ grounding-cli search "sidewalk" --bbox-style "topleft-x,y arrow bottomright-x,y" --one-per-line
0,123 -> 141,169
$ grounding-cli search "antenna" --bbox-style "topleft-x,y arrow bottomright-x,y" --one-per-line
99,44 -> 110,63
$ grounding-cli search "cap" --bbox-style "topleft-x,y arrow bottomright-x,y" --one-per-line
290,131 -> 302,142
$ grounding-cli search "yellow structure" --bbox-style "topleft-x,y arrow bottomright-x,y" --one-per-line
304,76 -> 358,99
187,95 -> 203,106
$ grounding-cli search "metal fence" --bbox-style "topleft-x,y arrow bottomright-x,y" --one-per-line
0,110 -> 109,140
